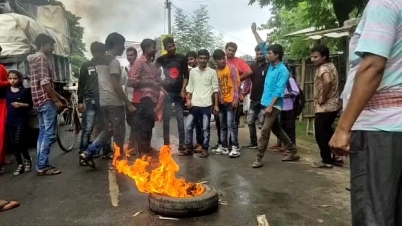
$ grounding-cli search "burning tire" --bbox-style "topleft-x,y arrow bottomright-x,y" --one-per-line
148,184 -> 219,217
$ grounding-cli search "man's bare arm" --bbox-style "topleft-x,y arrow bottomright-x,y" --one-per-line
320,72 -> 332,103
111,75 -> 132,106
336,54 -> 386,132
43,84 -> 61,102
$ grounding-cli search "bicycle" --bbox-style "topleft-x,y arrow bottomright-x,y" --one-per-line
57,85 -> 82,152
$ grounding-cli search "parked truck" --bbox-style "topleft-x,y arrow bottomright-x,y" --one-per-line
0,1 -> 72,132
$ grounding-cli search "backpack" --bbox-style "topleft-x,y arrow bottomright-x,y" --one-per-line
286,80 -> 305,116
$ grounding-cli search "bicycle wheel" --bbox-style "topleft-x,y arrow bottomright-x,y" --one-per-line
57,108 -> 79,152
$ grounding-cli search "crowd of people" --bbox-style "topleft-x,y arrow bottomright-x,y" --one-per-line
1,0 -> 402,224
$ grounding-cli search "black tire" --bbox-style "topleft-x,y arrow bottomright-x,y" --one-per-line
57,108 -> 79,152
148,184 -> 219,218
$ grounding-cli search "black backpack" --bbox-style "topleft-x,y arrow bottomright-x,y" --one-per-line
286,80 -> 305,116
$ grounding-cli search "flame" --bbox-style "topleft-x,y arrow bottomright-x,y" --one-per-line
112,143 -> 205,197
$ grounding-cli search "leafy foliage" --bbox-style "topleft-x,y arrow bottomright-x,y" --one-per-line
260,1 -> 341,59
249,0 -> 367,26
172,5 -> 224,55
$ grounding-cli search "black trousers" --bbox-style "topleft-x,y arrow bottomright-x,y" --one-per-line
7,124 -> 31,165
314,111 -> 338,163
280,110 -> 296,144
350,131 -> 402,226
134,97 -> 156,155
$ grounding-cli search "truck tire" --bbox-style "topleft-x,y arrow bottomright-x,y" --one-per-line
148,184 -> 219,218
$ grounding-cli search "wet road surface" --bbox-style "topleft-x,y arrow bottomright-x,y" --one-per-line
0,119 -> 350,226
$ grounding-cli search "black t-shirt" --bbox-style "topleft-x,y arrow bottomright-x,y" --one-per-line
77,59 -> 101,103
250,61 -> 268,101
6,86 -> 32,126
156,54 -> 189,93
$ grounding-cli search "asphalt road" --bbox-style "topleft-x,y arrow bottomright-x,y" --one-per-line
0,119 -> 351,226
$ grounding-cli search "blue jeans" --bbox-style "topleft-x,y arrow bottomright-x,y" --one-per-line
80,98 -> 112,155
163,93 -> 185,146
219,103 -> 238,147
86,106 -> 125,157
185,106 -> 212,150
36,101 -> 57,170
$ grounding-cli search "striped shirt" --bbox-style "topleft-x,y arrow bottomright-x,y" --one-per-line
341,0 -> 402,131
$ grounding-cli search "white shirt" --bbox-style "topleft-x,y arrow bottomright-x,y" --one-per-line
186,66 -> 219,107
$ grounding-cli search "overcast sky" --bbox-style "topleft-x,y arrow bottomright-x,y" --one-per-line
61,0 -> 272,57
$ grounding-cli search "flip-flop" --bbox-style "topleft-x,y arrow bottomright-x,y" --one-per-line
0,200 -> 19,211
79,153 -> 96,169
37,168 -> 62,176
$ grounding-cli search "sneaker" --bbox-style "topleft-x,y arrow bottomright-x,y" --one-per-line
13,164 -> 25,176
252,157 -> 262,168
229,146 -> 241,158
24,157 -> 32,172
212,145 -> 228,155
242,144 -> 258,149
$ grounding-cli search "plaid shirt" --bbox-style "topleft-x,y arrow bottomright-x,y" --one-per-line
29,52 -> 54,108
128,55 -> 161,102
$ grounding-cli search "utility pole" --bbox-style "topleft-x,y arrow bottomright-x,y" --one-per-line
165,0 -> 172,34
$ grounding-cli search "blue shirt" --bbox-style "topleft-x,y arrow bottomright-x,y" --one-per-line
259,42 -> 290,109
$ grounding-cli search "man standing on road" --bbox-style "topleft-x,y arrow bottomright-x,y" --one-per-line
77,42 -> 113,164
330,1 -> 402,224
156,37 -> 189,151
242,45 -> 268,149
29,34 -> 68,175
212,49 -> 240,157
129,39 -> 162,155
123,47 -> 139,154
186,51 -> 203,152
310,45 -> 341,169
182,49 -> 219,158
212,42 -> 251,150
80,33 -> 135,168
251,23 -> 300,168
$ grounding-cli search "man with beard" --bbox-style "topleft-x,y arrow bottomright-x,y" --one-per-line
80,33 -> 135,168
242,44 -> 268,149
156,37 -> 189,151
129,39 -> 162,155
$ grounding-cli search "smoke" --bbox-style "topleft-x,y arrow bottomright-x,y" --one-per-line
60,0 -> 164,55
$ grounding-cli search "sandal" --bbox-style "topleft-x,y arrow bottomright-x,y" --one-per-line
310,162 -> 333,169
37,167 -> 62,176
102,152 -> 113,160
0,200 -> 19,211
0,167 -> 4,175
79,158 -> 87,166
199,150 -> 209,158
282,154 -> 300,162
179,149 -> 193,156
13,165 -> 25,176
79,153 -> 96,169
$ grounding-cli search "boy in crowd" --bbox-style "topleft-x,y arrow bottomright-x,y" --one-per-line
77,42 -> 113,162
251,23 -> 300,168
182,49 -> 219,158
211,49 -> 240,158
156,37 -> 189,151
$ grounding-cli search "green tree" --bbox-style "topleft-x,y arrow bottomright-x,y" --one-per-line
249,0 -> 367,27
173,5 -> 224,55
257,1 -> 346,59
